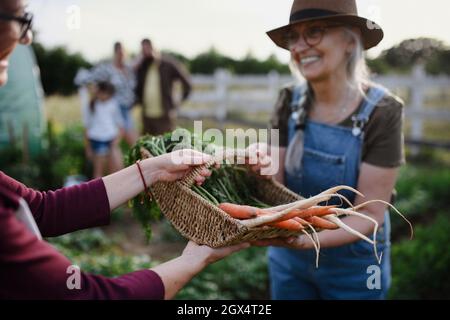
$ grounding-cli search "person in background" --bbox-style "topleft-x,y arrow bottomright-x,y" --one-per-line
135,38 -> 192,135
253,0 -> 405,300
83,81 -> 124,178
77,42 -> 138,146
0,0 -> 249,300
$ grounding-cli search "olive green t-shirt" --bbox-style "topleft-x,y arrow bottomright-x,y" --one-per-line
270,85 -> 406,168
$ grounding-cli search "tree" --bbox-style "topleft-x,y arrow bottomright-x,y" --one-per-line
190,47 -> 235,74
233,52 -> 288,75
426,49 -> 450,76
380,38 -> 448,72
162,50 -> 190,70
32,42 -> 92,96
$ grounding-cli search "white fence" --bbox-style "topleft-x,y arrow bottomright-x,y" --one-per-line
182,65 -> 450,148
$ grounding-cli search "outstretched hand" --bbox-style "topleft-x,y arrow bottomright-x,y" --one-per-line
182,240 -> 250,267
251,235 -> 310,250
245,143 -> 273,178
148,149 -> 217,185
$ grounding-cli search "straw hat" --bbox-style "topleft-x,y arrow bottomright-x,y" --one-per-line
267,0 -> 383,50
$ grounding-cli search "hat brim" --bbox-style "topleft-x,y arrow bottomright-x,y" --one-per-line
267,14 -> 383,50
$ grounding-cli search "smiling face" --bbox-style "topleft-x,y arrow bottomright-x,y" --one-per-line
288,21 -> 355,83
0,0 -> 33,86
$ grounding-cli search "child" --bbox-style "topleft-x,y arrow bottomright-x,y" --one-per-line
82,81 -> 125,178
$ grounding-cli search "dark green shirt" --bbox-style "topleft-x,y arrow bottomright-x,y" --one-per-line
270,85 -> 406,168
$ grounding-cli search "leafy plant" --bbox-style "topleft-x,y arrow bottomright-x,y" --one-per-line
389,214 -> 450,299
47,229 -> 156,277
391,165 -> 450,237
177,247 -> 269,300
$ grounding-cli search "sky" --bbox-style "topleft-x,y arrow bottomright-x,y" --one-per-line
28,0 -> 450,64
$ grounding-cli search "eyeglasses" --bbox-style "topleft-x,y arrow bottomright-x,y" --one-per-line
284,24 -> 343,49
0,12 -> 33,40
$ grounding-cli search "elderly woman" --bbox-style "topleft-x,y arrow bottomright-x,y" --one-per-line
256,0 -> 405,299
0,0 -> 248,299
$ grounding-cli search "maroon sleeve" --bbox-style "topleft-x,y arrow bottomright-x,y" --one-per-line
0,197 -> 165,300
0,171 -> 110,237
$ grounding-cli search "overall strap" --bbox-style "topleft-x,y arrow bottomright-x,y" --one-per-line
290,84 -> 308,112
290,84 -> 308,130
351,85 -> 388,136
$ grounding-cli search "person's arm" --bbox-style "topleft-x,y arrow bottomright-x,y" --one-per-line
0,204 -> 247,300
253,93 -> 405,249
265,87 -> 291,183
151,241 -> 249,300
103,150 -> 213,210
0,206 -> 163,300
1,171 -> 111,237
253,163 -> 399,249
171,59 -> 192,101
273,147 -> 286,185
299,163 -> 398,249
1,150 -> 212,237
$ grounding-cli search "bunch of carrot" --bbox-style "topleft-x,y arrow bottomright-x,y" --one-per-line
218,203 -> 339,231
218,185 -> 413,267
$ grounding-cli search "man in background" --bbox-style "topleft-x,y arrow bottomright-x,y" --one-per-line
135,38 -> 192,135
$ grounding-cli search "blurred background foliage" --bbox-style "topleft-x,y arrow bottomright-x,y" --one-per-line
32,37 -> 450,96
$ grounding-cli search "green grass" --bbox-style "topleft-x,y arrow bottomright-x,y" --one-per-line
389,214 -> 450,299
47,229 -> 158,277
44,95 -> 81,131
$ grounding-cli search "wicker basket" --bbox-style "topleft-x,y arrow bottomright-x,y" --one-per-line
142,150 -> 304,247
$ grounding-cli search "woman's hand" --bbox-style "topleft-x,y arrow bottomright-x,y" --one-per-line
251,235 -> 312,250
245,143 -> 273,178
146,149 -> 215,185
151,241 -> 250,299
103,149 -> 216,210
181,241 -> 250,268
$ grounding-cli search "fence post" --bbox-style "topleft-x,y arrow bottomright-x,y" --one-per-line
410,64 -> 425,155
268,71 -> 280,102
214,69 -> 230,126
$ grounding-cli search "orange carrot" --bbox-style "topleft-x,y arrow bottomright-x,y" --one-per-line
305,216 -> 339,230
293,217 -> 310,226
262,205 -> 337,224
269,218 -> 304,231
295,206 -> 337,218
218,203 -> 261,219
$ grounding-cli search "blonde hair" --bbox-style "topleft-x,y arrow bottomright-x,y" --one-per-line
344,27 -> 370,97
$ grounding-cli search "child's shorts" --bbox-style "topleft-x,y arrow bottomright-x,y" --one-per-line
89,139 -> 114,156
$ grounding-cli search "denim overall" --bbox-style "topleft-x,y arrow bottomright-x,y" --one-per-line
268,85 -> 391,300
